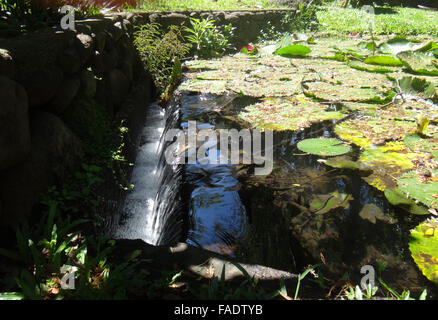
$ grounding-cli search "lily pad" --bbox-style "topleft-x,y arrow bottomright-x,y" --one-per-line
397,169 -> 438,209
398,76 -> 437,101
348,60 -> 400,74
358,142 -> 422,191
397,51 -> 438,76
359,203 -> 397,224
275,45 -> 311,57
384,188 -> 430,215
409,217 -> 438,285
302,81 -> 395,104
404,132 -> 438,158
377,37 -> 420,55
309,190 -> 353,215
364,55 -> 403,67
321,156 -> 372,172
238,96 -> 346,131
335,117 -> 416,148
297,137 -> 352,157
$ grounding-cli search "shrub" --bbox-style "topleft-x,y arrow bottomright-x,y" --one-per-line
133,23 -> 191,93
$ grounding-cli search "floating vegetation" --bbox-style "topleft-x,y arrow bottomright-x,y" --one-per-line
309,190 -> 353,215
297,138 -> 352,157
409,217 -> 438,285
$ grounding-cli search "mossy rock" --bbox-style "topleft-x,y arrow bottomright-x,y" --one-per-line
409,218 -> 438,285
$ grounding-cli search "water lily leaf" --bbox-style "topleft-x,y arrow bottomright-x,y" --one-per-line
348,60 -> 400,74
302,81 -> 395,104
297,137 -> 352,157
415,41 -> 438,53
404,132 -> 438,158
275,45 -> 311,57
409,218 -> 438,285
398,76 -> 437,100
397,51 -> 438,76
238,96 -> 346,131
384,188 -> 430,215
321,157 -> 373,172
364,55 -> 403,67
377,37 -> 420,55
359,203 -> 397,224
397,169 -> 438,209
309,190 -> 353,214
358,142 -> 421,191
334,117 -> 416,148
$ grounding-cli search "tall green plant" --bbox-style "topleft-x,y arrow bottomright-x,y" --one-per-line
133,23 -> 191,93
184,17 -> 235,58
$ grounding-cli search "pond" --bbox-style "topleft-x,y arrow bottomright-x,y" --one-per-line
112,35 -> 438,297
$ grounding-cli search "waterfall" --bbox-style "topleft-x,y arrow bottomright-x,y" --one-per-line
113,97 -> 185,245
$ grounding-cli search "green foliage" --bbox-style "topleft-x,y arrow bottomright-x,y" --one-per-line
184,18 -> 235,58
290,3 -> 320,32
134,23 -> 191,93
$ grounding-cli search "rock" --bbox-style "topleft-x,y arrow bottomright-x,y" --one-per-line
93,31 -> 107,53
80,69 -> 97,98
0,49 -> 15,78
0,111 -> 83,229
23,66 -> 64,108
29,111 -> 83,182
75,33 -> 94,63
108,68 -> 130,106
120,60 -> 133,82
91,50 -> 105,77
101,49 -> 118,73
57,47 -> 81,75
0,76 -> 31,171
49,76 -> 81,115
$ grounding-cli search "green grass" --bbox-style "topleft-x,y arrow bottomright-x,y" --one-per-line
136,0 -> 284,11
317,6 -> 438,35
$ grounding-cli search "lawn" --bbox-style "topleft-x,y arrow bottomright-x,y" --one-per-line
136,0 -> 285,11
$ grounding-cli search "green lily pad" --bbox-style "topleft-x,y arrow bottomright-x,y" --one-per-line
409,217 -> 438,285
309,190 -> 353,215
359,203 -> 397,224
322,156 -> 372,172
297,137 -> 352,157
398,76 -> 437,101
302,81 -> 395,104
415,41 -> 438,53
335,117 -> 416,148
397,51 -> 438,76
275,45 -> 311,57
404,132 -> 438,158
358,142 -> 421,191
348,60 -> 400,74
364,55 -> 403,67
377,37 -> 420,55
384,188 -> 430,215
397,169 -> 438,209
238,96 -> 346,131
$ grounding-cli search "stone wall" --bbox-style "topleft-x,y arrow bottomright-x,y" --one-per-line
0,9 -> 295,231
